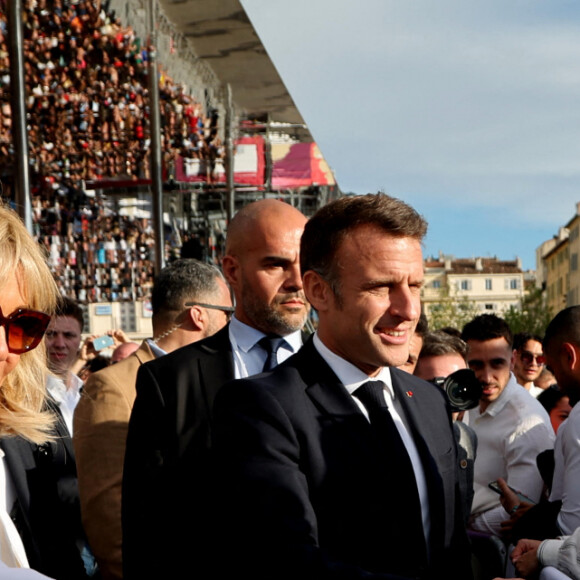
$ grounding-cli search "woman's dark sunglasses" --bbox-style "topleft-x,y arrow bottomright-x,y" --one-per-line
0,306 -> 51,354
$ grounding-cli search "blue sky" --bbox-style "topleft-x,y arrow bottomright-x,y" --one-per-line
241,0 -> 580,270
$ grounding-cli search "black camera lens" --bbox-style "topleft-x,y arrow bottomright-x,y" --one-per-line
442,369 -> 482,412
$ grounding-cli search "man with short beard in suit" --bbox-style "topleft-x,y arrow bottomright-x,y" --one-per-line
122,199 -> 309,580
213,193 -> 472,580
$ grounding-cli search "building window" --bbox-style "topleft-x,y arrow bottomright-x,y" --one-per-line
485,304 -> 494,310
572,253 -> 578,272
485,279 -> 492,291
506,278 -> 520,290
460,280 -> 471,291
432,280 -> 441,289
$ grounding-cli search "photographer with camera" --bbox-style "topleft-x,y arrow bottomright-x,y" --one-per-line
411,330 -> 479,524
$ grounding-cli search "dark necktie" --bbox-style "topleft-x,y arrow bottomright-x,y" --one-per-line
258,336 -> 285,371
353,381 -> 425,546
352,380 -> 417,467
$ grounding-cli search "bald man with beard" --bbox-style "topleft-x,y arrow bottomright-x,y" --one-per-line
122,199 -> 309,580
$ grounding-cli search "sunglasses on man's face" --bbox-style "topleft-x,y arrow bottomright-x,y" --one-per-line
519,350 -> 546,366
0,306 -> 51,354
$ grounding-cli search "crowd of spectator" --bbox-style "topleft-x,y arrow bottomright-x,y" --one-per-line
0,0 -> 225,302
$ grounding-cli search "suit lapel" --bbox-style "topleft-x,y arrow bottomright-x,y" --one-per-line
1,438 -> 35,514
390,368 -> 445,465
296,340 -> 359,415
197,325 -> 235,399
390,368 -> 447,550
175,326 -> 234,436
296,341 -> 378,462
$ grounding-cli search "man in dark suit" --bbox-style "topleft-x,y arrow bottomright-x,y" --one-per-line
413,330 -> 478,526
74,259 -> 231,580
213,193 -> 472,580
122,199 -> 308,579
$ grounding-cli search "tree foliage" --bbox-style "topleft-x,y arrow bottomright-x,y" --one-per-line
503,287 -> 553,337
425,285 -> 480,333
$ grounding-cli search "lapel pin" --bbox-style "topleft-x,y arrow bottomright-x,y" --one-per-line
406,390 -> 414,398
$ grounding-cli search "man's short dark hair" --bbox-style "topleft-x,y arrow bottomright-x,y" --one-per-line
419,331 -> 468,360
415,313 -> 429,337
151,259 -> 224,315
300,193 -> 427,295
544,306 -> 580,354
537,385 -> 567,415
439,326 -> 461,338
513,332 -> 543,352
461,314 -> 513,348
55,296 -> 84,331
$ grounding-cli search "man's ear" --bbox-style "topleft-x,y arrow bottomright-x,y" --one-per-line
303,270 -> 332,313
562,342 -> 580,371
221,255 -> 239,288
511,349 -> 517,371
185,306 -> 204,331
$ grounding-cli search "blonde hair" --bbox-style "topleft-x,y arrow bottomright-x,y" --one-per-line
0,203 -> 58,443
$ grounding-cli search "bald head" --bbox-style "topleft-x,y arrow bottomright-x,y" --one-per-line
544,306 -> 580,354
543,306 -> 580,404
222,200 -> 309,336
226,199 -> 306,256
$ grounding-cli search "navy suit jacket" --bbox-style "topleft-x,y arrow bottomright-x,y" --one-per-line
213,339 -> 472,580
122,326 -> 234,580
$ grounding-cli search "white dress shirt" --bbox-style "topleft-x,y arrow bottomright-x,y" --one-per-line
0,450 -> 29,567
228,316 -> 303,379
312,333 -> 431,549
550,401 -> 580,535
467,374 -> 555,535
46,373 -> 82,436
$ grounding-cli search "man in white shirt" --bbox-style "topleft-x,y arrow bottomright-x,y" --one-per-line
463,314 -> 555,537
45,297 -> 85,433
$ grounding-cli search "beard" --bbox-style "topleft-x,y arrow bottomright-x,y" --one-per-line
241,287 -> 308,336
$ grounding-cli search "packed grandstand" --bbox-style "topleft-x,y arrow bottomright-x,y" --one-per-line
0,0 -> 337,303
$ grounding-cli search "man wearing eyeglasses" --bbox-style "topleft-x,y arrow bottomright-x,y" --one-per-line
122,199 -> 309,580
512,332 -> 546,397
74,258 -> 231,580
462,315 -> 554,537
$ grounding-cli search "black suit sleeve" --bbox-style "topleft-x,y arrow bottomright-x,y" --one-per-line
213,379 -> 415,580
122,359 -> 216,580
122,362 -> 171,580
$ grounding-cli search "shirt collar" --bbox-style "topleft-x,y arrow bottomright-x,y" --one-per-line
312,332 -> 393,397
229,315 -> 302,354
146,338 -> 167,358
46,373 -> 82,401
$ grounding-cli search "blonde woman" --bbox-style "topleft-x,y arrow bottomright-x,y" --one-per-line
0,204 -> 57,443
0,204 -> 58,577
